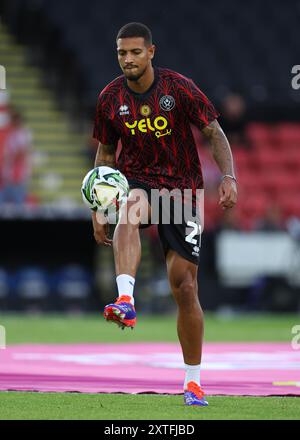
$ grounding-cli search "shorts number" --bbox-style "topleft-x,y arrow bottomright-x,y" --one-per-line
185,221 -> 201,246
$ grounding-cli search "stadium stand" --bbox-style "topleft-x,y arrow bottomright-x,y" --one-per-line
52,264 -> 93,312
0,0 -> 299,311
0,20 -> 90,205
1,0 -> 299,228
1,0 -> 299,118
12,266 -> 50,311
0,268 -> 9,311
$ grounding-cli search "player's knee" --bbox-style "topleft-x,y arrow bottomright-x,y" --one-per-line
172,278 -> 199,309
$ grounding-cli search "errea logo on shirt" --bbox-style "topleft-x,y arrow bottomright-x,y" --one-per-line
119,105 -> 130,116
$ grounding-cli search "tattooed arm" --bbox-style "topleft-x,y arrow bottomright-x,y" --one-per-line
202,119 -> 237,210
92,142 -> 117,246
202,120 -> 235,176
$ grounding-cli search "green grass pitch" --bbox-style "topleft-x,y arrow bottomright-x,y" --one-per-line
0,313 -> 299,420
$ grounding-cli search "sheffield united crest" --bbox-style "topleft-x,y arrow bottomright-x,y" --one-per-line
159,95 -> 175,111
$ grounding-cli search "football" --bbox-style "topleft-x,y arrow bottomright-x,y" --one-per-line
81,166 -> 129,220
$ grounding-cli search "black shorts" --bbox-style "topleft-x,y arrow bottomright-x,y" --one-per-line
128,179 -> 201,266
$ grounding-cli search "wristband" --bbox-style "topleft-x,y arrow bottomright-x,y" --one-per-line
222,174 -> 237,183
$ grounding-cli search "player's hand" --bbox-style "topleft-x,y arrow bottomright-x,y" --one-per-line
218,177 -> 237,210
92,211 -> 113,246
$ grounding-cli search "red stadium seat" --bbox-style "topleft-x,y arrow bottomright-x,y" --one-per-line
238,192 -> 269,216
275,123 -> 300,145
254,149 -> 283,168
279,195 -> 300,218
238,171 -> 265,193
261,172 -> 298,193
233,149 -> 255,175
246,123 -> 275,146
232,148 -> 248,164
201,123 -> 300,229
285,150 -> 300,168
247,123 -> 300,151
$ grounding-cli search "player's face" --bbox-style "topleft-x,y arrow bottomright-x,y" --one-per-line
117,37 -> 155,81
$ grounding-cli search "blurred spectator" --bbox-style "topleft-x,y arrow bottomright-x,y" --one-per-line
219,93 -> 250,148
0,108 -> 32,205
255,203 -> 285,232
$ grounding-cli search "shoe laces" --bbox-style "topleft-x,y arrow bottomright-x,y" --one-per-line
186,381 -> 205,399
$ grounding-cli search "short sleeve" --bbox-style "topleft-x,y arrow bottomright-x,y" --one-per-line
180,79 -> 219,129
93,93 -> 120,145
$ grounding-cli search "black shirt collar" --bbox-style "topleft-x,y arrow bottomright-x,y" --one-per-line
124,67 -> 159,100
